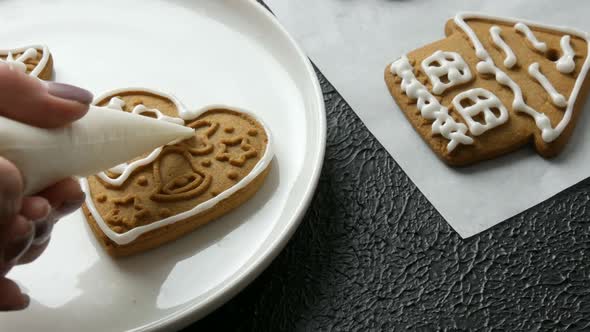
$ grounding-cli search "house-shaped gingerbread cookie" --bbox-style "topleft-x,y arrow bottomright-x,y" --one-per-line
384,13 -> 590,165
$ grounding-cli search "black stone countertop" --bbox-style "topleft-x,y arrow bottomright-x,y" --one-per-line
187,3 -> 590,331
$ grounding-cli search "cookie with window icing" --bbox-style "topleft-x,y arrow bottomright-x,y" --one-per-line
0,45 -> 52,79
80,88 -> 273,256
384,13 -> 590,165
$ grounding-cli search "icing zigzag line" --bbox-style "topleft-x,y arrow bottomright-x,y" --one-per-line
557,35 -> 576,74
528,62 -> 568,108
390,56 -> 473,152
489,26 -> 517,68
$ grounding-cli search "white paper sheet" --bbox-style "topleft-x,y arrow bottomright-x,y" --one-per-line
265,0 -> 590,237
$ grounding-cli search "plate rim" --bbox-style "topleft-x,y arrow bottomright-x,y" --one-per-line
139,1 -> 326,330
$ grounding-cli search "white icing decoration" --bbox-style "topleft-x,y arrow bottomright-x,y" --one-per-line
0,45 -> 50,77
98,147 -> 164,185
451,88 -> 509,136
96,97 -> 187,185
514,22 -> 548,53
528,62 -> 568,108
454,13 -> 590,143
420,50 -> 472,94
557,35 -> 576,74
79,88 -> 274,245
489,26 -> 517,68
390,56 -> 473,151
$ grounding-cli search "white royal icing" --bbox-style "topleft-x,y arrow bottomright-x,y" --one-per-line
454,13 -> 590,143
96,97 -> 187,186
452,88 -> 509,136
391,56 -> 473,151
556,35 -> 576,74
79,88 -> 274,245
528,62 -> 568,108
421,50 -> 472,95
0,45 -> 50,77
489,26 -> 517,68
514,22 -> 548,53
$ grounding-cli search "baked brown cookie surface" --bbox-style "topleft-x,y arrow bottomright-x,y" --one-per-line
384,13 -> 590,166
81,89 -> 273,256
0,45 -> 53,80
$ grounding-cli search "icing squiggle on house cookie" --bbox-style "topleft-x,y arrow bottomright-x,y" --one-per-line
0,45 -> 50,77
390,56 -> 473,151
557,35 -> 576,74
454,13 -> 590,143
79,88 -> 273,245
514,22 -> 548,53
528,62 -> 568,108
489,26 -> 517,68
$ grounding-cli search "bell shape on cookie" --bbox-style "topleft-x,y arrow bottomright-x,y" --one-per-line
384,13 -> 590,166
150,146 -> 212,202
0,45 -> 53,79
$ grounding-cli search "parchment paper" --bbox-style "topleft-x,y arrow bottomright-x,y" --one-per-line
265,0 -> 590,237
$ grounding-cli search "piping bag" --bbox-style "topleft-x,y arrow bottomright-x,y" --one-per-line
0,105 -> 195,195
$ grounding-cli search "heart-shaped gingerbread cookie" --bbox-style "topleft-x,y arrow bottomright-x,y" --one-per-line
80,88 -> 273,256
0,45 -> 52,79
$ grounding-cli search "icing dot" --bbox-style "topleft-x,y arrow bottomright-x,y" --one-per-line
227,170 -> 239,180
201,159 -> 212,167
137,176 -> 148,186
247,129 -> 258,137
97,194 -> 107,203
224,127 -> 235,133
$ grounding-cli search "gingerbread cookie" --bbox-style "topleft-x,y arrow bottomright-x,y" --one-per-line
384,13 -> 590,165
0,45 -> 52,79
80,88 -> 273,256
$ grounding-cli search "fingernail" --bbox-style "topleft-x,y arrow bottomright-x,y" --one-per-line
4,218 -> 34,265
0,294 -> 30,311
55,193 -> 86,217
46,82 -> 93,105
32,217 -> 54,246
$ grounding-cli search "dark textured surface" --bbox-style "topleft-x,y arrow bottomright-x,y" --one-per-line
186,3 -> 590,332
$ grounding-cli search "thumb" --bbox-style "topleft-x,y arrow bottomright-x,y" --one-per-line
0,64 -> 93,128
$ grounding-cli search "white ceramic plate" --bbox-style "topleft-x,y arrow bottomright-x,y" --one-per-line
0,0 -> 325,330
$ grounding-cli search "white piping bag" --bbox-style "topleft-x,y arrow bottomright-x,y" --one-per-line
0,105 -> 195,195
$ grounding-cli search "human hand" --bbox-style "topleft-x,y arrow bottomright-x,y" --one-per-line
0,64 -> 93,311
